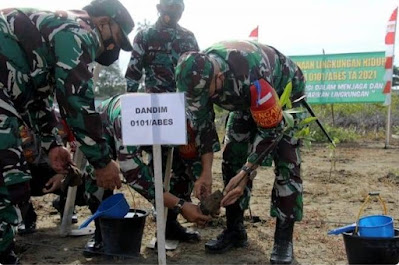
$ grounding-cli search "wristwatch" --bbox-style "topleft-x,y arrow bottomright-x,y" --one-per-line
241,165 -> 257,180
241,165 -> 252,175
172,199 -> 185,214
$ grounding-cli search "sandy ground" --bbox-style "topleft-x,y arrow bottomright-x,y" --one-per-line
16,140 -> 399,265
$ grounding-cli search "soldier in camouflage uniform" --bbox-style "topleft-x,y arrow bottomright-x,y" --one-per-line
175,40 -> 306,264
18,112 -> 85,235
125,0 -> 199,93
124,0 -> 204,243
0,0 -> 134,263
17,110 -> 64,236
82,95 -> 211,256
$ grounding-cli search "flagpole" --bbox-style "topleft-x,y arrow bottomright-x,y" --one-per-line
385,101 -> 392,148
385,7 -> 398,148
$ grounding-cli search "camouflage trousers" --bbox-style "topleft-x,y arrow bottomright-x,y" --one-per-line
0,20 -> 34,252
0,94 -> 32,252
85,115 -> 202,206
223,110 -> 303,222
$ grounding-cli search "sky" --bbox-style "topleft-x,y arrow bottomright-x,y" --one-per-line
0,0 -> 398,73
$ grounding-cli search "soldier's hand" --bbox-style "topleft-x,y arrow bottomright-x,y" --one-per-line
180,202 -> 211,226
69,141 -> 77,153
194,174 -> 212,200
221,171 -> 247,207
48,146 -> 73,174
94,160 -> 121,190
42,174 -> 64,193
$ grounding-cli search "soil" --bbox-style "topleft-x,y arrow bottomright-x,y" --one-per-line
17,140 -> 399,265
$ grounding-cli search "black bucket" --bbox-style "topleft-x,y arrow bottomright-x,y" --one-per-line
99,209 -> 149,257
343,228 -> 399,264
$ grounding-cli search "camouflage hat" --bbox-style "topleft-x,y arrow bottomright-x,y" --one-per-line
84,0 -> 134,51
160,0 -> 185,8
175,52 -> 214,102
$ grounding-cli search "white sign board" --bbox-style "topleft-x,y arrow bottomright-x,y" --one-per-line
121,93 -> 187,146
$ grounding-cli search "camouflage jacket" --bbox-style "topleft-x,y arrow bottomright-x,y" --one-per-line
96,95 -> 120,157
125,18 -> 199,93
0,8 -> 111,168
180,40 -> 306,161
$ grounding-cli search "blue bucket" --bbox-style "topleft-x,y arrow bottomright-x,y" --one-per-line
358,215 -> 394,238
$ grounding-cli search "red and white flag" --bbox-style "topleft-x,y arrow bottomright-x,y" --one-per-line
249,26 -> 259,41
384,7 -> 398,105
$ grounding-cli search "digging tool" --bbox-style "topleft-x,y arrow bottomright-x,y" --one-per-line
227,132 -> 284,189
60,148 -> 93,237
293,95 -> 336,147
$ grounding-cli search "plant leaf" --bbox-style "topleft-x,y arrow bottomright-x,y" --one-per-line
285,108 -> 306,114
283,111 -> 294,129
279,82 -> 293,108
299,117 -> 317,126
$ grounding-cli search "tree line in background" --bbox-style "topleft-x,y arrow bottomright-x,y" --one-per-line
93,62 -> 126,98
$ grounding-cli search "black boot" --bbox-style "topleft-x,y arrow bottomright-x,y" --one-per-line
165,211 -> 200,242
18,201 -> 37,235
270,218 -> 295,264
83,219 -> 104,257
0,243 -> 20,265
205,203 -> 248,254
83,195 -> 108,257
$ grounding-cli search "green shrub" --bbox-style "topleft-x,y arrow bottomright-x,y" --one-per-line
310,124 -> 359,143
310,93 -> 399,142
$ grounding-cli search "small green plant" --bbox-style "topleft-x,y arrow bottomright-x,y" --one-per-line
280,83 -> 341,178
280,82 -> 318,147
328,137 -> 340,178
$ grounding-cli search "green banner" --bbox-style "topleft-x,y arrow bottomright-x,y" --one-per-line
290,52 -> 386,104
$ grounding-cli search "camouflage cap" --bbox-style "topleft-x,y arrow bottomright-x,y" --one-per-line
84,0 -> 134,51
175,51 -> 214,103
160,0 -> 185,9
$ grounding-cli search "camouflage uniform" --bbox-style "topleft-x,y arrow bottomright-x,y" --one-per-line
123,9 -> 200,200
0,3 -> 131,253
176,40 -> 306,223
125,17 -> 199,93
84,95 -> 202,205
